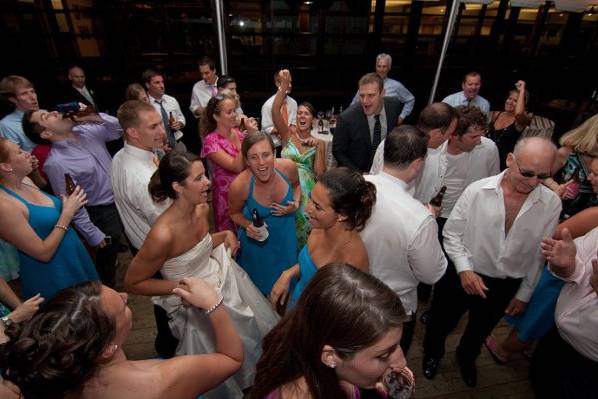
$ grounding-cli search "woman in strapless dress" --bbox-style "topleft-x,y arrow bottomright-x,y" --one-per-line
124,151 -> 279,399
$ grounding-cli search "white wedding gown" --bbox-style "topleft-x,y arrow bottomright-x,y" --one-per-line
152,234 -> 280,399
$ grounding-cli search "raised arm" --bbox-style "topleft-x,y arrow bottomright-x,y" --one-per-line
153,276 -> 243,397
513,81 -> 530,131
0,187 -> 87,262
271,70 -> 292,144
123,225 -> 177,296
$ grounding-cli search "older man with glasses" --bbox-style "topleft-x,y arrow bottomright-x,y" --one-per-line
421,136 -> 562,388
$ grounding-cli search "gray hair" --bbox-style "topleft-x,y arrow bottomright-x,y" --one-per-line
376,53 -> 392,67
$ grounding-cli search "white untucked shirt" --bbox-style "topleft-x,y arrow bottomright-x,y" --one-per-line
261,94 -> 297,147
361,172 -> 447,314
443,171 -> 561,302
190,79 -> 218,115
111,143 -> 170,249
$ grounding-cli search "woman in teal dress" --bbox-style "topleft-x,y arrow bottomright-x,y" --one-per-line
271,69 -> 326,248
0,139 -> 98,300
270,167 -> 375,310
229,132 -> 301,296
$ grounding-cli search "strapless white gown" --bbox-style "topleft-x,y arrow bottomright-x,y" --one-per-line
152,234 -> 279,399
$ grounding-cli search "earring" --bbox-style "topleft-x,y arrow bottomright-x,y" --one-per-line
328,363 -> 336,369
113,344 -> 119,352
7,168 -> 14,173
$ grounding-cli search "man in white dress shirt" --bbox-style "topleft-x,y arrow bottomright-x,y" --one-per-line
143,69 -> 186,151
113,100 -> 175,358
422,137 -> 561,388
261,70 -> 297,156
361,125 -> 447,354
442,72 -> 490,116
351,53 -> 415,124
189,56 -> 219,118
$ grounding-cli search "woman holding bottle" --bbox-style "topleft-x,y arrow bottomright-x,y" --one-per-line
272,69 -> 326,248
0,138 -> 97,299
229,132 -> 300,296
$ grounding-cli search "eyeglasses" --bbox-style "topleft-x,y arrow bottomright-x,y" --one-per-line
513,156 -> 551,180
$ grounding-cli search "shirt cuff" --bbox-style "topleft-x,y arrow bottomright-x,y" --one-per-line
515,287 -> 532,303
87,228 -> 106,247
452,255 -> 473,273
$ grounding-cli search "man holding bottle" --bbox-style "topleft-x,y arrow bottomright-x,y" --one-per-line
21,105 -> 124,288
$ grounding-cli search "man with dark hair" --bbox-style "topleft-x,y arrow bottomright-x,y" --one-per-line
143,69 -> 186,151
0,75 -> 39,151
423,137 -> 561,387
189,56 -> 219,118
22,107 -> 123,288
333,72 -> 402,172
261,70 -> 298,156
350,53 -> 415,124
361,125 -> 447,354
370,102 -> 458,174
442,71 -> 490,115
112,99 -> 177,358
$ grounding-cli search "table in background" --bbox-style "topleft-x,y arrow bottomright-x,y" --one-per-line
311,127 -> 336,171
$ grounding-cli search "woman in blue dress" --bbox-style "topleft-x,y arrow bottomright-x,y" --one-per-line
229,132 -> 301,296
270,167 -> 375,310
0,139 -> 98,299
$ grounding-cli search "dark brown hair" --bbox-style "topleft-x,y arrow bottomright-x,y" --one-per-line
149,151 -> 201,202
203,95 -> 232,134
317,167 -> 376,231
454,105 -> 488,136
22,110 -> 50,145
0,281 -> 115,399
251,263 -> 406,399
417,102 -> 457,134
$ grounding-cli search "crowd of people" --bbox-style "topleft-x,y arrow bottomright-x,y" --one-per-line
0,52 -> 596,399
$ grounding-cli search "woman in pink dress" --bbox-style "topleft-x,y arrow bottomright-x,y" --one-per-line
200,95 -> 258,232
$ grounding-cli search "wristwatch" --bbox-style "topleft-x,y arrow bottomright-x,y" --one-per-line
1,315 -> 13,328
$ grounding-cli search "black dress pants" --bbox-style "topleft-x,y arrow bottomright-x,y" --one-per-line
423,262 -> 521,364
87,203 -> 124,288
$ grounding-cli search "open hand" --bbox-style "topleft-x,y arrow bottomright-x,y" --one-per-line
271,200 -> 298,216
459,270 -> 488,298
541,228 -> 576,277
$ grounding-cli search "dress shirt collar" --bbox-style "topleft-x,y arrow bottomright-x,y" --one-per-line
481,170 -> 545,205
379,170 -> 409,191
123,142 -> 155,162
366,104 -> 386,122
150,94 -> 164,104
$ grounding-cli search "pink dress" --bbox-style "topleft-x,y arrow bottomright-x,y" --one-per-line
200,129 -> 246,233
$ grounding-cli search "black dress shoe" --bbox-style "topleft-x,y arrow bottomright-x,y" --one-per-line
422,355 -> 441,380
456,355 -> 477,387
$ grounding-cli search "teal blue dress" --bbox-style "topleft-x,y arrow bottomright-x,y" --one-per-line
289,245 -> 318,307
0,185 -> 98,299
237,170 -> 298,295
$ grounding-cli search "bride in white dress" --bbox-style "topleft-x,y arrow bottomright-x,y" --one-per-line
124,151 -> 279,399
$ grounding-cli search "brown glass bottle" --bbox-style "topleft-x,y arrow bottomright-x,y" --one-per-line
168,112 -> 175,128
429,186 -> 447,207
239,118 -> 246,131
64,173 -> 76,195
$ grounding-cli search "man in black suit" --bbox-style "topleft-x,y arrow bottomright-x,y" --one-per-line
333,73 -> 402,172
64,65 -> 100,110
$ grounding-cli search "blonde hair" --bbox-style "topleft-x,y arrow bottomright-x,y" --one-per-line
559,113 -> 598,157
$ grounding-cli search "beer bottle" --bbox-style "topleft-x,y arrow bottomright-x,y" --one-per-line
168,112 -> 175,129
251,208 -> 269,242
239,117 -> 246,131
64,173 -> 76,196
429,186 -> 447,208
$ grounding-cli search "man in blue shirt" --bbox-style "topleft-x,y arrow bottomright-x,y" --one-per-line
442,72 -> 490,116
351,53 -> 415,124
0,75 -> 39,152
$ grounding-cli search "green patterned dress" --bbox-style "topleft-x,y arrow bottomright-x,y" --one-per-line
281,140 -> 316,249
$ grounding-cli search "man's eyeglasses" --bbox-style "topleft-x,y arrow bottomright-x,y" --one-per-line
513,156 -> 551,179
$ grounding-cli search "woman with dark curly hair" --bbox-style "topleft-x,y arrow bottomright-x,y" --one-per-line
251,263 -> 414,399
270,167 -> 376,310
0,277 -> 243,399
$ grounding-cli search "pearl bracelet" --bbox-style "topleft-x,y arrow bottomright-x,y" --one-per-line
54,224 -> 69,232
205,294 -> 224,315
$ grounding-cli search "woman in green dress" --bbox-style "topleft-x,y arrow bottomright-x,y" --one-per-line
272,69 -> 326,248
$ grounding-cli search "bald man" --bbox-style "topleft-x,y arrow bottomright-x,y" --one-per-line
64,65 -> 100,109
422,137 -> 562,387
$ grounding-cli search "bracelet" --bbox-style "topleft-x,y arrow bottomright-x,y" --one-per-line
54,224 -> 69,232
205,294 -> 224,315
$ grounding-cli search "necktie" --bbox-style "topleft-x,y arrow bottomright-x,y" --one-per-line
372,114 -> 381,151
281,101 -> 289,126
155,99 -> 176,148
211,85 -> 218,97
